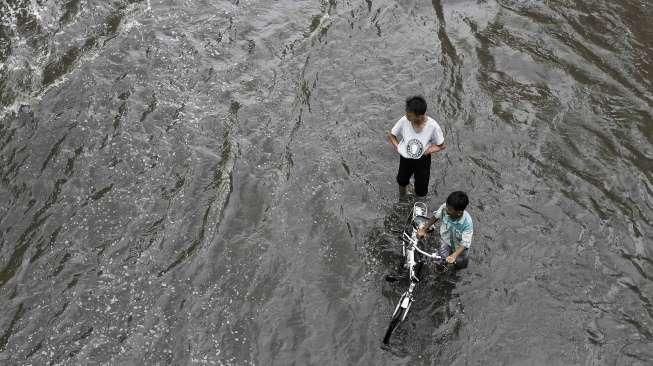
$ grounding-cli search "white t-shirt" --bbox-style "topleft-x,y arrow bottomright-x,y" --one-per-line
390,116 -> 444,159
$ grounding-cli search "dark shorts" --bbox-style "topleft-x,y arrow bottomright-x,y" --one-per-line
396,154 -> 432,196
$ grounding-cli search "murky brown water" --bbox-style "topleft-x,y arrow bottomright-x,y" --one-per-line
0,0 -> 651,364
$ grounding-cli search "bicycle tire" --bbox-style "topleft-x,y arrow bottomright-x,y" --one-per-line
383,306 -> 407,344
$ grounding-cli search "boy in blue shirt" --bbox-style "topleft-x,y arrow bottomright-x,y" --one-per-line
417,191 -> 473,269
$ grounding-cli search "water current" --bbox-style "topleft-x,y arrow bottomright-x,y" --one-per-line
0,0 -> 651,364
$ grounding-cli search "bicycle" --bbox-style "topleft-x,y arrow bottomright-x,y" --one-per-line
382,201 -> 443,345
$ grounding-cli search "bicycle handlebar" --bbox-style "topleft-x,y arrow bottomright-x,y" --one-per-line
402,232 -> 442,260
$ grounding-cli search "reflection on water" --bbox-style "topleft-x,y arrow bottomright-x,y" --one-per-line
0,0 -> 652,364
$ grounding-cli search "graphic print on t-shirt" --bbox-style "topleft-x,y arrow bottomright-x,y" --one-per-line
406,138 -> 424,158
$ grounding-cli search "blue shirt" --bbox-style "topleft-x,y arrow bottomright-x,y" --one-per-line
433,203 -> 473,250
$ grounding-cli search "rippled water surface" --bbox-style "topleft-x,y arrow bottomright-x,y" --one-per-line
1,0 -> 651,364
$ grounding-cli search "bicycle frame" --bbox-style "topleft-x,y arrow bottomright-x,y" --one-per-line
392,232 -> 432,320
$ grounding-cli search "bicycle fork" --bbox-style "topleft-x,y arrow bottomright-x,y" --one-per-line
392,282 -> 415,321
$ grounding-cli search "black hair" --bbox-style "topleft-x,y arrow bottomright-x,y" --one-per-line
405,96 -> 427,115
446,191 -> 469,211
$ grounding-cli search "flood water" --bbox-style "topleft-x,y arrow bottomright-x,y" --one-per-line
0,0 -> 651,364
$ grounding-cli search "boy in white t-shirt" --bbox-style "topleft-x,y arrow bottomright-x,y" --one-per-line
387,96 -> 446,198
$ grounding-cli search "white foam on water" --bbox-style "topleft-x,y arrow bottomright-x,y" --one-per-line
0,2 -> 154,121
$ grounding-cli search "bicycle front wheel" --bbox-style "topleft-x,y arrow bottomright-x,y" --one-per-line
383,306 -> 408,344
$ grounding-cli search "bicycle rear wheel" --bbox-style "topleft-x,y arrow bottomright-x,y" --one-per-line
383,306 -> 408,344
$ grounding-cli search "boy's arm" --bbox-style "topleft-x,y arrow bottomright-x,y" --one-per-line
425,143 -> 446,155
417,216 -> 439,238
449,225 -> 473,262
388,118 -> 404,152
418,203 -> 445,238
425,123 -> 446,155
387,132 -> 400,152
447,245 -> 466,263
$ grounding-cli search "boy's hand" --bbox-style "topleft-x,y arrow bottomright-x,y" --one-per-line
426,144 -> 446,155
447,246 -> 465,264
417,227 -> 427,239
